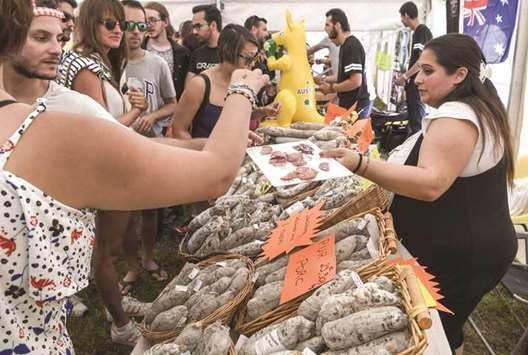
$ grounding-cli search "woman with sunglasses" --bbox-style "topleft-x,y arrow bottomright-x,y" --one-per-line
57,0 -> 147,125
172,24 -> 261,140
0,0 -> 268,353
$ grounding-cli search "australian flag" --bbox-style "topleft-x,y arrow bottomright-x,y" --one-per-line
463,0 -> 519,64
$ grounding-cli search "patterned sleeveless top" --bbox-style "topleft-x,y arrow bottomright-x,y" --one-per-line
0,100 -> 96,355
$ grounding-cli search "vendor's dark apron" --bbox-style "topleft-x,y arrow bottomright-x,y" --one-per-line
390,135 -> 517,350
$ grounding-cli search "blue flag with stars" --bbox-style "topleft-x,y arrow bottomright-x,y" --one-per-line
463,0 -> 519,64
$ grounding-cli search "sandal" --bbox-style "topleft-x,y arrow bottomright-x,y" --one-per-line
143,263 -> 168,282
119,278 -> 136,296
110,320 -> 141,346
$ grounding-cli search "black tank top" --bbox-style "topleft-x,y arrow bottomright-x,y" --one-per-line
0,100 -> 16,108
190,74 -> 223,138
390,135 -> 517,293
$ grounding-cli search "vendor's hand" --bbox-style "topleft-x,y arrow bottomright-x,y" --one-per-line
394,75 -> 406,86
261,102 -> 281,117
320,148 -> 360,172
247,131 -> 264,147
136,115 -> 156,134
129,89 -> 148,111
230,68 -> 269,96
319,82 -> 333,95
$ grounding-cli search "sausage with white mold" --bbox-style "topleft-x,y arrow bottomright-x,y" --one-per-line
321,306 -> 408,350
315,283 -> 401,332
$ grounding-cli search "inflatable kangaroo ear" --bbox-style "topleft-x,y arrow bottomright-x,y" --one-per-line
286,9 -> 295,31
300,18 -> 305,29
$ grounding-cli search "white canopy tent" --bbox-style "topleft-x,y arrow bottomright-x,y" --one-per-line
151,0 -> 528,156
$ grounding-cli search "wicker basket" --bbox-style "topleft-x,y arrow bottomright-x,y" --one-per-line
320,183 -> 390,229
177,236 -> 213,262
233,208 -> 393,336
233,258 -> 384,336
316,207 -> 397,258
139,254 -> 255,343
368,262 -> 429,355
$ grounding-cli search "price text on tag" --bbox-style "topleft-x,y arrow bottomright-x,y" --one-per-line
280,234 -> 336,304
261,203 -> 324,261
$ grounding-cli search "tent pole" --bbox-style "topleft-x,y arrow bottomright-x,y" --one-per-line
508,0 -> 528,158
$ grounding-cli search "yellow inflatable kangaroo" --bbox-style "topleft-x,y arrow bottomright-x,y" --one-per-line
260,10 -> 325,128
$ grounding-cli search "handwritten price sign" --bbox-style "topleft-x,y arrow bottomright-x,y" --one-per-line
261,203 -> 324,261
279,234 -> 336,305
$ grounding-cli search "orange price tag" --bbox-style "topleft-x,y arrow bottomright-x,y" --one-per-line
357,118 -> 373,153
345,117 -> 369,139
280,234 -> 336,305
261,203 -> 324,261
324,103 -> 358,124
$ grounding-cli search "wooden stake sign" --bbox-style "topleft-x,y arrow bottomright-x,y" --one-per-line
261,203 -> 324,261
388,257 -> 453,315
279,234 -> 336,305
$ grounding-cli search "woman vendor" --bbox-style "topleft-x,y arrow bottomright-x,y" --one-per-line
321,33 -> 517,354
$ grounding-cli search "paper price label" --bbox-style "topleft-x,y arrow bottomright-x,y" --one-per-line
192,279 -> 203,292
357,219 -> 367,230
302,349 -> 317,355
255,330 -> 286,355
285,201 -> 305,216
174,285 -> 188,293
351,271 -> 365,288
188,268 -> 199,280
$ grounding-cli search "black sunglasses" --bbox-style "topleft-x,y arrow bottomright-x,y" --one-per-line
125,21 -> 148,32
239,53 -> 258,65
98,19 -> 127,31
62,12 -> 74,23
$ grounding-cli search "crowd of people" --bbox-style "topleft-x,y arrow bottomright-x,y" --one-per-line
0,0 -> 518,354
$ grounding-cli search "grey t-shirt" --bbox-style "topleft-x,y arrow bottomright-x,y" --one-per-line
125,51 -> 176,136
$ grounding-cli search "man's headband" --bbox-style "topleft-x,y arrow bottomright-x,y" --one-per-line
32,0 -> 65,19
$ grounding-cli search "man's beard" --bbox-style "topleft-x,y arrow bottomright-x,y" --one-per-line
12,59 -> 57,81
328,27 -> 338,40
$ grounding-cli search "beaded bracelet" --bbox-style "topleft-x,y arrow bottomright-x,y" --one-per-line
225,84 -> 257,109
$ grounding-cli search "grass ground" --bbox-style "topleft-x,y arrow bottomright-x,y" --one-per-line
68,233 -> 528,355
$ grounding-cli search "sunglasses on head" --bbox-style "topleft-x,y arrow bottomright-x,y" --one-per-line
61,12 -> 74,23
125,21 -> 148,32
98,19 -> 127,31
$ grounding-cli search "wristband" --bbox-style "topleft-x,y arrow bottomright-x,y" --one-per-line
225,84 -> 257,109
352,153 -> 363,174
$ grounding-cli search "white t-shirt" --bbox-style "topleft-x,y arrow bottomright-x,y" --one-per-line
43,81 -> 118,123
388,101 -> 503,177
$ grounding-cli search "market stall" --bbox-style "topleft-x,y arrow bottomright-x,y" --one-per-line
130,116 -> 452,354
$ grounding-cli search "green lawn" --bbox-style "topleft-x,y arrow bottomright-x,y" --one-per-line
68,233 -> 528,355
